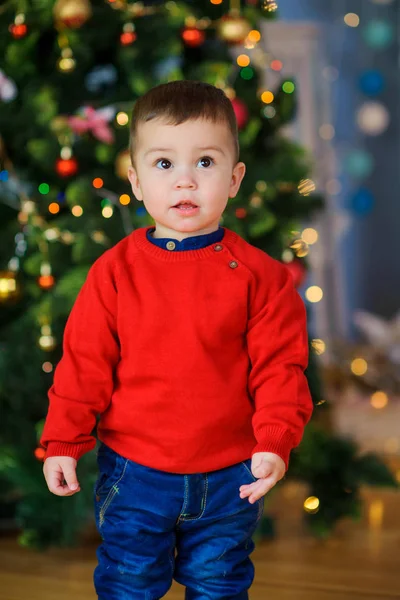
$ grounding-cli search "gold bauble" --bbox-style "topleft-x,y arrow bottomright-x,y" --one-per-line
0,270 -> 21,304
53,0 -> 92,29
217,14 -> 251,45
115,149 -> 131,181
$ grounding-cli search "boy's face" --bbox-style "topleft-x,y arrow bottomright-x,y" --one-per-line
128,118 -> 246,241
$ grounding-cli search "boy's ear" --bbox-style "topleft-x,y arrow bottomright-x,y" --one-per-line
128,166 -> 143,201
229,161 -> 246,199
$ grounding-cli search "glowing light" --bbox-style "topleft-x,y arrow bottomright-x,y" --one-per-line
311,339 -> 326,355
263,106 -> 276,118
93,178 -> 104,189
370,391 -> 388,409
48,203 -> 60,214
368,500 -> 384,529
240,67 -> 254,80
305,286 -> 323,303
248,30 -> 261,43
270,60 -> 283,71
351,358 -> 368,376
42,362 -> 53,373
282,81 -> 295,94
261,91 -> 274,104
102,206 -> 114,218
298,179 -> 316,196
38,183 -> 50,194
304,496 -> 320,513
210,0 -> 223,4
116,112 -> 129,126
72,205 -> 83,217
237,54 -> 250,67
344,13 -> 360,27
302,228 -> 318,245
119,194 -> 131,205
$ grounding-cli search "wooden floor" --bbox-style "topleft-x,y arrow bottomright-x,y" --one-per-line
1,481 -> 399,600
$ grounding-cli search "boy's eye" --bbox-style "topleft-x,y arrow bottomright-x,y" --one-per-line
156,159 -> 172,170
198,156 -> 214,168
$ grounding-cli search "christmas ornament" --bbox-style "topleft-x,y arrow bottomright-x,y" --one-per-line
53,0 -> 92,29
9,14 -> 27,39
262,0 -> 278,12
120,22 -> 137,45
115,149 -> 131,180
0,270 -> 21,303
217,14 -> 251,45
284,260 -> 307,288
68,106 -> 116,144
181,27 -> 206,48
56,150 -> 78,177
231,97 -> 249,130
0,70 -> 17,102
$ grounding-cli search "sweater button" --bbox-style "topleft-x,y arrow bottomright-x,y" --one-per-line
229,260 -> 238,269
166,241 -> 176,251
214,244 -> 223,251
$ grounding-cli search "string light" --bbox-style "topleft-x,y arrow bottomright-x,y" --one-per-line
72,205 -> 83,217
48,202 -> 60,214
261,91 -> 274,104
237,54 -> 250,67
370,391 -> 388,409
344,13 -> 360,28
311,339 -> 326,355
270,59 -> 283,71
93,178 -> 103,189
351,358 -> 368,376
102,206 -> 114,218
119,194 -> 131,205
304,496 -> 320,513
116,112 -> 129,126
38,183 -> 50,194
305,286 -> 323,303
301,228 -> 318,245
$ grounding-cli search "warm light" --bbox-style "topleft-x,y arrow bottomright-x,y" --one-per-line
298,179 -> 316,196
237,54 -> 250,67
311,339 -> 326,355
93,178 -> 104,189
0,277 -> 16,295
48,202 -> 60,214
370,391 -> 388,409
102,206 -> 114,218
210,0 -> 223,4
344,13 -> 360,27
42,362 -> 53,373
384,438 -> 399,454
305,286 -> 323,303
301,228 -> 319,245
116,112 -> 129,126
119,194 -> 131,205
248,30 -> 261,43
261,91 -> 274,104
319,124 -> 335,140
304,496 -> 320,513
72,205 -> 83,217
351,358 -> 368,376
256,180 -> 267,192
270,59 -> 283,71
368,500 -> 383,529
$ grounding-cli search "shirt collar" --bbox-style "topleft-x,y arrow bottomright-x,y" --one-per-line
146,226 -> 225,251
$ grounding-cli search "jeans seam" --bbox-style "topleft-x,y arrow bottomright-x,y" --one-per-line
241,460 -> 257,482
99,458 -> 129,527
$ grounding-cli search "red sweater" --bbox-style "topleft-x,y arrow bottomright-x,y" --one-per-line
41,226 -> 313,473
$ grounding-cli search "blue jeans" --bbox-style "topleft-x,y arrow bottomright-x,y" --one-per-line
93,443 -> 264,599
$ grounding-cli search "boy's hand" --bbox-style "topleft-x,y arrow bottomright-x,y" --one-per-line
43,456 -> 81,496
239,452 -> 285,504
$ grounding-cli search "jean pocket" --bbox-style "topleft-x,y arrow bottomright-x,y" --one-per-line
240,458 -> 257,483
94,446 -> 128,527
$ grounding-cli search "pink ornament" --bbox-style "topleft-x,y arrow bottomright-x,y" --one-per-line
231,97 -> 249,130
68,106 -> 115,144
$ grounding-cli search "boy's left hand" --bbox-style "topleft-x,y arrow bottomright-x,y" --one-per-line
239,452 -> 286,504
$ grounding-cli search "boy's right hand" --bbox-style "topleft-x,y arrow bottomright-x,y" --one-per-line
43,456 -> 81,496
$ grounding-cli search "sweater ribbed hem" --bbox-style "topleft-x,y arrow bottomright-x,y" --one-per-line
133,226 -> 238,262
252,427 -> 294,471
44,440 -> 95,461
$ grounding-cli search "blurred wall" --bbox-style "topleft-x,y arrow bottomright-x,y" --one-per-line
277,0 -> 400,329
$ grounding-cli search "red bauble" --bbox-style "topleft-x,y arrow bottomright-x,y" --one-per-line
9,23 -> 28,39
120,31 -> 137,45
284,260 -> 307,289
56,157 -> 78,177
231,97 -> 249,130
181,27 -> 205,48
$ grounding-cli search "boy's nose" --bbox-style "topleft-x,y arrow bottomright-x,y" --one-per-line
174,170 -> 197,189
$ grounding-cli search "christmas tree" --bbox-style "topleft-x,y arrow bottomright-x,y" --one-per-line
0,0 -> 395,548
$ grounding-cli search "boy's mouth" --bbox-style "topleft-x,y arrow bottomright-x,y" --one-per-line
173,201 -> 198,208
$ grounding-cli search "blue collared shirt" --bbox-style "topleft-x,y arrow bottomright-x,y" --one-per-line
146,226 -> 225,251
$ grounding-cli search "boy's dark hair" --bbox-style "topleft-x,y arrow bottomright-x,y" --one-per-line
129,80 -> 239,165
